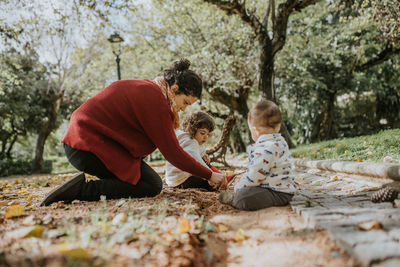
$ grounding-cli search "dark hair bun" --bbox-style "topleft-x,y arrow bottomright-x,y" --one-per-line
163,58 -> 202,98
172,58 -> 191,72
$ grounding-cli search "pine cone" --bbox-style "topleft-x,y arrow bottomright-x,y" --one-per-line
371,187 -> 399,203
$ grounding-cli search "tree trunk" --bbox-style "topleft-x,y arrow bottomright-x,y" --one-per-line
32,97 -> 60,173
231,123 -> 246,153
258,36 -> 295,148
6,135 -> 17,159
258,37 -> 274,100
310,92 -> 337,142
280,123 -> 295,148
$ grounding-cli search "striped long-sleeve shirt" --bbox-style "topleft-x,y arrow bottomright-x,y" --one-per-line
234,133 -> 297,194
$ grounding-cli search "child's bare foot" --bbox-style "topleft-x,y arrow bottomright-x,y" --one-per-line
219,191 -> 234,205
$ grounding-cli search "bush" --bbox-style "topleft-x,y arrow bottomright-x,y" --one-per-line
0,158 -> 53,177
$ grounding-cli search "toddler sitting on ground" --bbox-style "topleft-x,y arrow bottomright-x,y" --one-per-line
219,100 -> 297,210
166,111 -> 217,191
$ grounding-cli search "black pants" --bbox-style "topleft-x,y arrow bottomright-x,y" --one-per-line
177,176 -> 214,191
64,144 -> 163,201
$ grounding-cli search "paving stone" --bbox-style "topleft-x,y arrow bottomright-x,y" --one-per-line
388,229 -> 400,239
352,242 -> 400,266
372,258 -> 400,267
292,169 -> 400,266
334,230 -> 392,250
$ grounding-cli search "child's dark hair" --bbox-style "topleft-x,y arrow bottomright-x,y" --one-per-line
182,111 -> 215,138
163,58 -> 203,99
249,100 -> 282,129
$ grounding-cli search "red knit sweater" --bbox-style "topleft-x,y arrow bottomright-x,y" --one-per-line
62,79 -> 212,185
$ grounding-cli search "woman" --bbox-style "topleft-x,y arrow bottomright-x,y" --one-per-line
41,59 -> 227,206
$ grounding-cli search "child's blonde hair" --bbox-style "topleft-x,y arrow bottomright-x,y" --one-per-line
249,100 -> 282,129
181,111 -> 215,138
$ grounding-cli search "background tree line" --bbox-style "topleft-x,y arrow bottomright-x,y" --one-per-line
0,0 -> 399,175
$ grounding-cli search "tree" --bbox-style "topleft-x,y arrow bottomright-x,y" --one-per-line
0,49 -> 47,159
0,0 -> 117,172
200,0 -> 321,147
275,0 -> 400,142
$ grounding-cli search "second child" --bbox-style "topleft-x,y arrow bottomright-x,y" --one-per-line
219,100 -> 297,210
166,111 -> 220,191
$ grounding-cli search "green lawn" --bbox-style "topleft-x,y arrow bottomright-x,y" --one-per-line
290,129 -> 400,163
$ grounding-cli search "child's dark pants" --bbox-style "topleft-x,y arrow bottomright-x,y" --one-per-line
177,176 -> 214,191
232,187 -> 293,211
64,144 -> 163,200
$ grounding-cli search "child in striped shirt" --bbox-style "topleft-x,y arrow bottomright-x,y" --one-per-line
219,100 -> 297,210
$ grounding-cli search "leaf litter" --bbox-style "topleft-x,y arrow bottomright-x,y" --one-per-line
0,168 -> 351,266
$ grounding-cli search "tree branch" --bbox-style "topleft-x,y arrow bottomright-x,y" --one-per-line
203,0 -> 265,35
272,0 -> 321,56
356,45 -> 400,72
262,0 -> 272,30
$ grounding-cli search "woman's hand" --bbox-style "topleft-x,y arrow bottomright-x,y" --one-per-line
209,172 -> 227,190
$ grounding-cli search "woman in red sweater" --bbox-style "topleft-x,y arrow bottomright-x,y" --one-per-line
41,59 -> 227,206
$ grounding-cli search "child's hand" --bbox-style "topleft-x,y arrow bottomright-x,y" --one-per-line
202,155 -> 210,165
210,172 -> 227,190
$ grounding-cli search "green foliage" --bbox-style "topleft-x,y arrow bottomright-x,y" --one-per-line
0,158 -> 52,177
0,49 -> 48,159
291,129 -> 400,163
276,0 -> 399,144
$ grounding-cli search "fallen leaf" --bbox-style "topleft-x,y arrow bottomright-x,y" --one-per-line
358,221 -> 382,231
4,204 -> 25,219
203,221 -> 217,233
55,201 -> 63,208
24,225 -> 44,238
354,158 -> 363,162
57,244 -> 90,260
234,228 -> 246,242
332,176 -> 339,181
178,217 -> 191,233
216,223 -> 228,232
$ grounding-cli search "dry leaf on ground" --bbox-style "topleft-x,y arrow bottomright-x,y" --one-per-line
358,221 -> 383,231
178,217 -> 191,233
234,228 -> 247,242
4,204 -> 25,219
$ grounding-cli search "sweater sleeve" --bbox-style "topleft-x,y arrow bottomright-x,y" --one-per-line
131,85 -> 212,180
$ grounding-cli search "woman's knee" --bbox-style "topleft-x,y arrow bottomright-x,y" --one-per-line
146,178 -> 163,197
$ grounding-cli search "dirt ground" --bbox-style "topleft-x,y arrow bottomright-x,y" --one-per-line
0,165 -> 351,267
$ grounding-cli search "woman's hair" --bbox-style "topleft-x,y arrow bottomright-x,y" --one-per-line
163,58 -> 203,99
181,111 -> 215,138
249,100 -> 282,129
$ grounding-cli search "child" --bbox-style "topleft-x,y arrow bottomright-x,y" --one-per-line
166,111 -> 216,191
219,100 -> 297,211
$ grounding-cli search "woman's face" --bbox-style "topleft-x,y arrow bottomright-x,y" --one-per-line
174,94 -> 198,112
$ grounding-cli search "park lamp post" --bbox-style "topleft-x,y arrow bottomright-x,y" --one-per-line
108,32 -> 124,80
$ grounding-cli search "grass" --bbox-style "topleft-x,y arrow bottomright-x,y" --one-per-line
290,128 -> 400,163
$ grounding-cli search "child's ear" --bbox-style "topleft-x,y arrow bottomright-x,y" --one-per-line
254,126 -> 262,136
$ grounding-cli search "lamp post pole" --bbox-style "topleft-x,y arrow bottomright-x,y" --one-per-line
108,32 -> 124,80
115,54 -> 121,80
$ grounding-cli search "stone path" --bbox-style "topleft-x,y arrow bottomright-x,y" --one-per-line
291,167 -> 400,267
